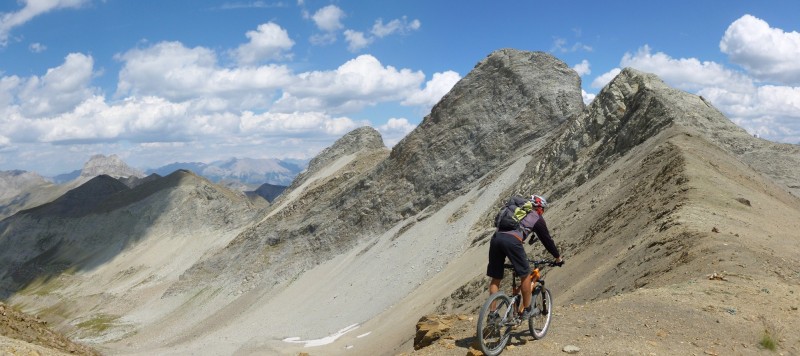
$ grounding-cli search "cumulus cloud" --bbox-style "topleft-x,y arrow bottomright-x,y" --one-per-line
619,45 -> 754,92
591,68 -> 620,89
371,16 -> 420,38
342,15 -> 421,52
116,41 -> 293,106
720,14 -> 800,85
311,5 -> 345,32
0,0 -> 89,46
16,52 -> 97,117
273,54 -> 425,113
343,30 -> 372,52
377,117 -> 416,146
573,60 -> 591,76
233,22 -> 294,65
592,44 -> 800,144
240,110 -> 362,136
0,75 -> 20,108
0,16 -> 453,173
581,90 -> 595,105
402,70 -> 461,109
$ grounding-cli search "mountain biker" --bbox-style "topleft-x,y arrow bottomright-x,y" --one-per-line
486,194 -> 563,320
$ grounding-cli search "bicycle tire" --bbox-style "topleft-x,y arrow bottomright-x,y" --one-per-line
528,286 -> 552,339
477,292 -> 513,356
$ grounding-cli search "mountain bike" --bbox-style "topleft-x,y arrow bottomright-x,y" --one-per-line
476,259 -> 559,356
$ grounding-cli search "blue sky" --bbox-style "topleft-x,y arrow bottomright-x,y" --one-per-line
1,1 -> 799,176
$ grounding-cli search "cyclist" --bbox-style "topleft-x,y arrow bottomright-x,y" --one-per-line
486,194 -> 563,320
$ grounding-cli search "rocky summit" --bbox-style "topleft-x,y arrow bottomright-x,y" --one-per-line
77,154 -> 144,183
1,48 -> 798,356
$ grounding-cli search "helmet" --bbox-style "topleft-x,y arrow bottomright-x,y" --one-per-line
531,195 -> 548,209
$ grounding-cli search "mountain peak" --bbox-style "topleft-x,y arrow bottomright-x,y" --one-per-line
79,154 -> 144,181
303,126 -> 386,176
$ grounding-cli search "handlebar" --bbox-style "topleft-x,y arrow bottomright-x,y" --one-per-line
532,259 -> 564,267
503,259 -> 563,270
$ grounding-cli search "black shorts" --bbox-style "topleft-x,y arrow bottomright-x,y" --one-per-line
486,231 -> 531,279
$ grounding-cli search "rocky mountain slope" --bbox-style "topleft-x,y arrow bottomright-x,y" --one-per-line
0,170 -> 57,220
1,48 -> 798,355
1,301 -> 99,355
0,169 -> 264,352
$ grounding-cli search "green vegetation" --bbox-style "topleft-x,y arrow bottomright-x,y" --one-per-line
18,267 -> 77,296
76,314 -> 119,334
759,330 -> 777,351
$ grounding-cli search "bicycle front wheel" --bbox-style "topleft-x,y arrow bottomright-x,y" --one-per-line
528,287 -> 552,339
477,292 -> 513,356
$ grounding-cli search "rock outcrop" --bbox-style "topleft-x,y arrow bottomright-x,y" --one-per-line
77,154 -> 144,182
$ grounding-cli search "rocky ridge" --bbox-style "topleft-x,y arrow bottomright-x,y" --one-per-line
0,169 -> 261,310
0,170 -> 58,220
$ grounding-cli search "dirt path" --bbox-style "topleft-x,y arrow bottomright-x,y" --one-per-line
409,273 -> 800,356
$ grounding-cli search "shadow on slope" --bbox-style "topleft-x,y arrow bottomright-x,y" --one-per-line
0,169 -> 258,301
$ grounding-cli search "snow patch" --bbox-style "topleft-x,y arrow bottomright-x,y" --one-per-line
283,323 -> 360,347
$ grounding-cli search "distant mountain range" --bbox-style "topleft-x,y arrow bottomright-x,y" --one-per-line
47,157 -> 307,186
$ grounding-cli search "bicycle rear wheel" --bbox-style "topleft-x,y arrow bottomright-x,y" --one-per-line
528,286 -> 552,339
477,292 -> 513,356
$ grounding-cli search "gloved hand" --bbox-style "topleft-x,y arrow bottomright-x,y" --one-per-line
552,257 -> 564,267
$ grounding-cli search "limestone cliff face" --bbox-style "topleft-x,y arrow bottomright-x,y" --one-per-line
379,49 -> 584,210
77,154 -> 144,182
331,49 -> 585,234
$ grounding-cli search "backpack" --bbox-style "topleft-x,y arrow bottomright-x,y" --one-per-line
494,195 -> 533,231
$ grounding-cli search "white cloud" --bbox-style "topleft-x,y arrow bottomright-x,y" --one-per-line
0,0 -> 89,46
116,41 -> 294,106
551,37 -> 592,53
17,52 -> 97,117
581,90 -> 595,105
240,111 -> 362,136
29,42 -> 46,52
592,44 -> 800,144
377,117 -> 416,146
371,16 -> 420,38
341,16 -> 422,52
0,15 -> 454,174
343,29 -> 372,52
312,5 -> 345,32
618,45 -> 754,92
591,68 -> 620,89
0,75 -> 21,108
402,70 -> 461,109
720,14 -> 800,85
573,60 -> 591,76
274,54 -> 425,113
233,22 -> 294,65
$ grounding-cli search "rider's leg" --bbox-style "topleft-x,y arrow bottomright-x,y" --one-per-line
521,274 -> 532,309
489,278 -> 501,294
488,278 -> 502,311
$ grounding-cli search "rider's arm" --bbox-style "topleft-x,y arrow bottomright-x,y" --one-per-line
531,216 -> 561,261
